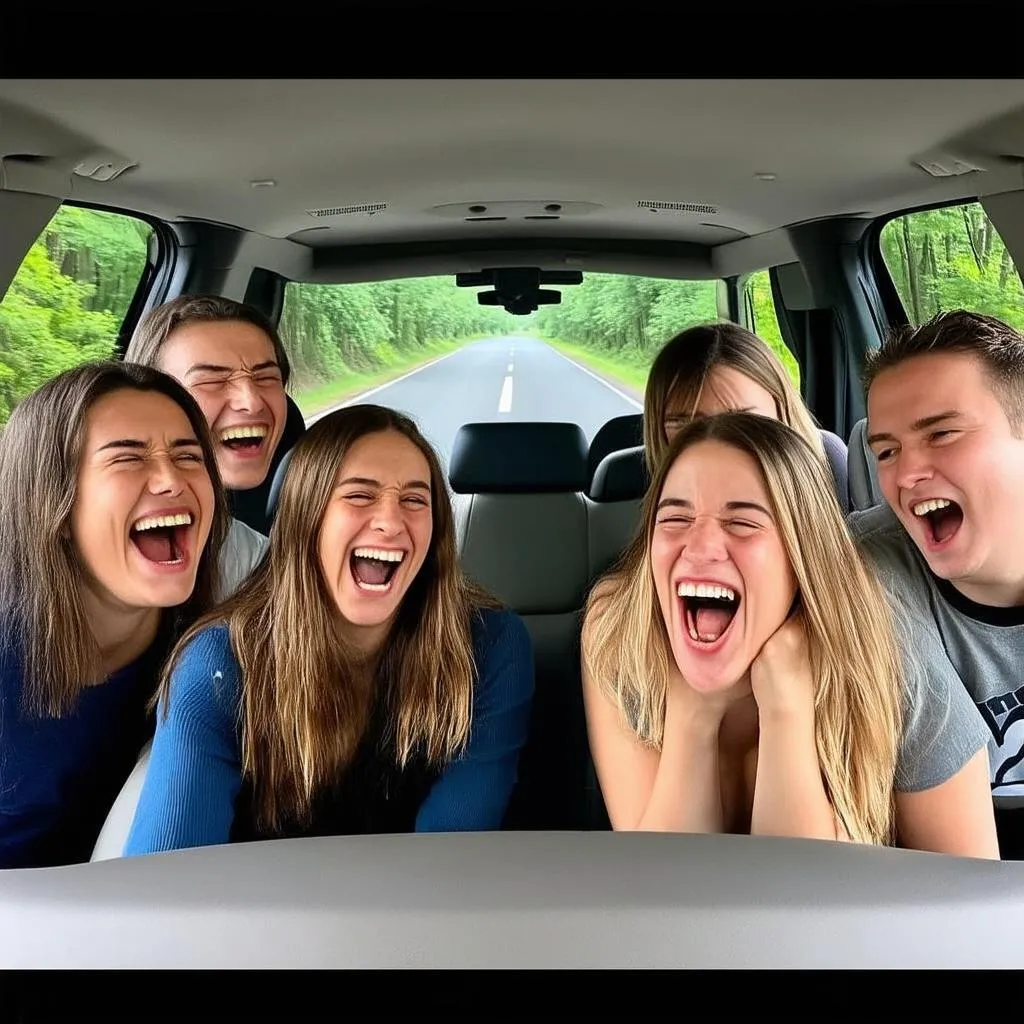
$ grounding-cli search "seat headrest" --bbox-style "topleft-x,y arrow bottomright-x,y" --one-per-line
449,422 -> 589,494
587,413 -> 644,479
588,445 -> 648,502
265,445 -> 296,523
847,417 -> 883,511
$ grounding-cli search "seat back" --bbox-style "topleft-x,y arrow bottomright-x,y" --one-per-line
847,417 -> 883,511
449,422 -> 593,830
819,428 -> 851,514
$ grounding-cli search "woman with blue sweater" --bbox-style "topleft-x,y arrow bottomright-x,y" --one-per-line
0,361 -> 228,867
125,404 -> 535,852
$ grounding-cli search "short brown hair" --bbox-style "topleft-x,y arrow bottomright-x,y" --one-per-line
125,294 -> 291,386
864,309 -> 1024,428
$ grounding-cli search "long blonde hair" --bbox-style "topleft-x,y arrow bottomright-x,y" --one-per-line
157,404 -> 500,832
584,411 -> 902,846
643,321 -> 824,472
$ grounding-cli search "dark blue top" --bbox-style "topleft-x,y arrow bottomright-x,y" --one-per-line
0,642 -> 161,868
124,607 -> 535,854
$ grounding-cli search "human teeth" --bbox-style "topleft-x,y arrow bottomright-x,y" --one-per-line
676,582 -> 736,602
913,498 -> 952,516
133,512 -> 192,532
352,547 -> 405,563
220,425 -> 268,441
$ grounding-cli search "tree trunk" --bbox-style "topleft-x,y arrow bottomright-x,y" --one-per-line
903,217 -> 922,322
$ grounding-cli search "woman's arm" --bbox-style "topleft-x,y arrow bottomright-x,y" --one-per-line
749,611 -> 843,841
123,626 -> 244,856
415,610 -> 535,832
581,597 -> 728,833
751,704 -> 845,841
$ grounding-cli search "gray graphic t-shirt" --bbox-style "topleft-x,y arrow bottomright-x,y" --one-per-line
849,504 -> 1018,795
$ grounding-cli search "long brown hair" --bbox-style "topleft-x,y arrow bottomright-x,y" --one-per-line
0,360 -> 229,717
643,321 -> 824,472
583,412 -> 902,845
157,404 -> 500,831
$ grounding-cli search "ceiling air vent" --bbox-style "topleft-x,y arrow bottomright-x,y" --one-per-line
306,202 -> 388,218
637,200 -> 718,215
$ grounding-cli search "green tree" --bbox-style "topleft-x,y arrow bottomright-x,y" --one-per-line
0,205 -> 152,424
880,202 -> 1024,332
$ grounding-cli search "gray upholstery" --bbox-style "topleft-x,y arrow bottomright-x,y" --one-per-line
848,417 -> 883,511
460,492 -> 590,613
450,421 -> 593,830
820,428 -> 851,514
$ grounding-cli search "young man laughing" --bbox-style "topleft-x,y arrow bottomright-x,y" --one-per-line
849,309 -> 1024,854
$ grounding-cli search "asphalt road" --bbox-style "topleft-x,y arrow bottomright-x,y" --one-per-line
307,335 -> 642,470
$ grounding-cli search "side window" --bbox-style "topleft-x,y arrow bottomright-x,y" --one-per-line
880,200 -> 1024,332
0,204 -> 153,425
743,269 -> 800,386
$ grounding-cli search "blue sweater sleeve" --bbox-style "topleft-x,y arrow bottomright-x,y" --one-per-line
415,608 -> 535,832
123,625 -> 244,856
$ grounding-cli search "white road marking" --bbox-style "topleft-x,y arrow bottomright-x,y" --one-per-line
545,344 -> 643,409
507,362 -> 514,372
498,375 -> 514,413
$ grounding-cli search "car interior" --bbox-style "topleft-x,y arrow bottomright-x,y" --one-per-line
3,77 -> 1024,969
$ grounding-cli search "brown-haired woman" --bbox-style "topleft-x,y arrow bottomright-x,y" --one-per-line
124,404 -> 535,852
0,361 -> 228,867
643,321 -> 826,474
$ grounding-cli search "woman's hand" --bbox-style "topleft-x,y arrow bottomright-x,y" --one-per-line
750,607 -> 815,720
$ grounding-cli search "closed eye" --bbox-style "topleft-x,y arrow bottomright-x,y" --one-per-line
656,514 -> 693,526
726,520 -> 760,532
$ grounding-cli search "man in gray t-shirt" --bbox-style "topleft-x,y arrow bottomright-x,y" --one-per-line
852,503 -> 1016,790
849,309 -> 1024,855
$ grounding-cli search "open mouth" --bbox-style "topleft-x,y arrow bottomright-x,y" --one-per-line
350,546 -> 406,593
912,497 -> 964,547
677,582 -> 740,647
130,511 -> 193,566
219,424 -> 269,456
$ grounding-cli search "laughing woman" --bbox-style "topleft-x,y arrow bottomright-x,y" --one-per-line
0,362 -> 227,868
582,412 -> 999,857
124,404 -> 534,853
